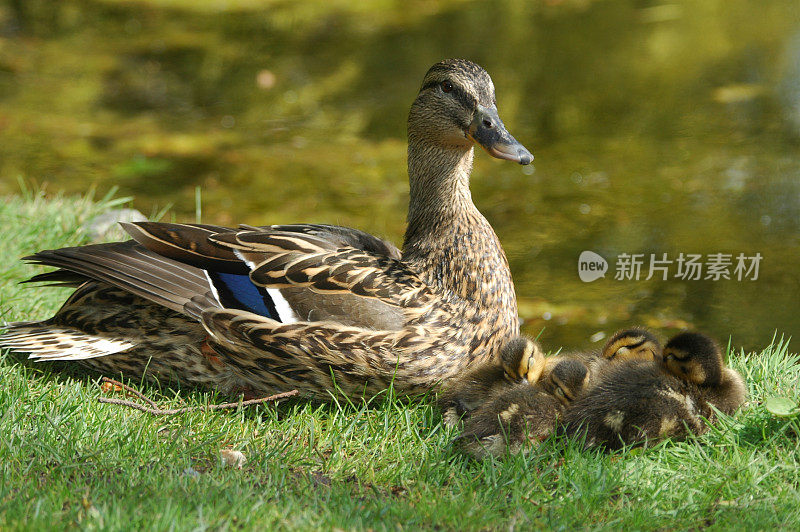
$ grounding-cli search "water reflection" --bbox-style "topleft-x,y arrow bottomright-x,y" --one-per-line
0,0 -> 798,351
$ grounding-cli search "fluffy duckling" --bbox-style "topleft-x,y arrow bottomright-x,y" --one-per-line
456,358 -> 589,458
564,328 -> 662,379
439,337 -> 545,427
538,356 -> 589,406
661,332 -> 747,415
561,332 -> 746,451
604,328 -> 662,363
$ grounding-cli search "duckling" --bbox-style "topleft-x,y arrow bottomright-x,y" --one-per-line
439,336 -> 545,427
561,332 -> 746,451
539,356 -> 590,406
603,328 -> 662,363
455,357 -> 589,459
563,328 -> 662,379
661,332 -> 747,415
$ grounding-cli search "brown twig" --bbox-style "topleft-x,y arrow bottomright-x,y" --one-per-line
98,387 -> 299,415
101,377 -> 159,408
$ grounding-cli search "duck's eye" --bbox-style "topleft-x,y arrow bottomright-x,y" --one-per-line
555,387 -> 565,398
440,80 -> 453,93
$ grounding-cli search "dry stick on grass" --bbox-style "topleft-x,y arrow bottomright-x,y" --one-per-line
101,377 -> 160,408
98,377 -> 299,415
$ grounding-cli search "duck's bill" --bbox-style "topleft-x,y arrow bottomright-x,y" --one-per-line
466,104 -> 533,165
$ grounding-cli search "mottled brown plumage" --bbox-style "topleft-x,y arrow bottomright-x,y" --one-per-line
561,332 -> 746,451
661,331 -> 747,415
456,358 -> 589,459
0,59 -> 533,400
556,328 -> 662,380
438,336 -> 545,426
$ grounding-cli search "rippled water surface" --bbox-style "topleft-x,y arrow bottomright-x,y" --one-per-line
1,1 -> 798,351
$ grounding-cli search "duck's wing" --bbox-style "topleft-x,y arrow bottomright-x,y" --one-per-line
124,222 -> 432,329
209,230 -> 432,308
21,240 -> 216,315
120,221 -> 401,271
246,223 -> 402,260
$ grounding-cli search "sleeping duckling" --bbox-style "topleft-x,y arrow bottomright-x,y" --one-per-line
564,328 -> 662,378
538,356 -> 590,406
456,358 -> 589,458
604,328 -> 662,363
561,332 -> 746,451
439,337 -> 545,427
661,331 -> 747,415
451,328 -> 656,409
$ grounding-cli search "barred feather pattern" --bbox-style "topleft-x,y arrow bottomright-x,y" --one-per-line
1,283 -> 244,394
122,218 -> 516,398
0,213 -> 518,398
198,303 -> 502,399
219,232 -> 436,310
1,59 -> 525,399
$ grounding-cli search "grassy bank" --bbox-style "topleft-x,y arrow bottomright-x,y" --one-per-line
1,192 -> 799,530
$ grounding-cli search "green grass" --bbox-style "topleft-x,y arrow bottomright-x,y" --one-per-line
1,192 -> 799,531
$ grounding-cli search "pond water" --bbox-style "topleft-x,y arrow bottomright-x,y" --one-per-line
1,0 -> 798,352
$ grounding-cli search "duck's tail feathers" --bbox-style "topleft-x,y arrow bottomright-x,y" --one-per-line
22,240 -> 215,315
23,270 -> 87,288
0,322 -> 137,361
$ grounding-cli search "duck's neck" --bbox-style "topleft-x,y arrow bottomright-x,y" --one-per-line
404,140 -> 475,238
402,138 -> 518,330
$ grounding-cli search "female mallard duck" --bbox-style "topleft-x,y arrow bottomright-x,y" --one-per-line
560,332 -> 746,451
0,59 -> 533,400
456,356 -> 589,459
438,336 -> 545,426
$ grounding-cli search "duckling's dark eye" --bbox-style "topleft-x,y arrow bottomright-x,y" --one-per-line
440,80 -> 453,93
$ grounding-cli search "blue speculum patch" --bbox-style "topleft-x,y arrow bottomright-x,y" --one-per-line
210,271 -> 278,320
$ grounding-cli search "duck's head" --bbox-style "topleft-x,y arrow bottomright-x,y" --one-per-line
500,336 -> 545,384
602,328 -> 662,363
542,358 -> 588,406
662,332 -> 724,386
408,59 -> 532,165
